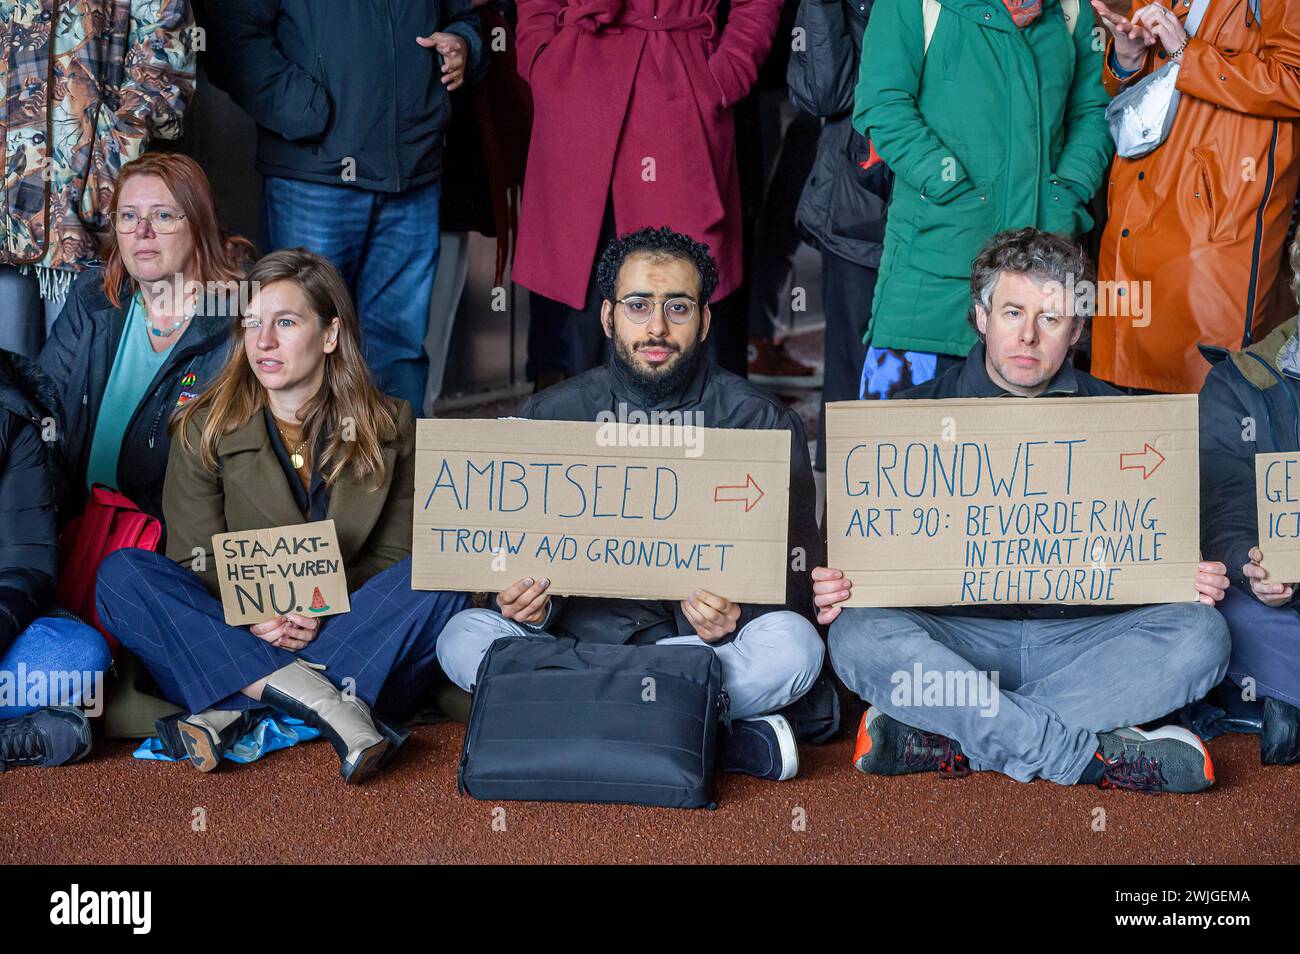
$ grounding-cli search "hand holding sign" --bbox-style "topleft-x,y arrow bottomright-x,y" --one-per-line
1193,561 -> 1229,607
681,589 -> 740,643
497,576 -> 552,625
1244,547 -> 1295,607
811,566 -> 852,625
250,613 -> 321,651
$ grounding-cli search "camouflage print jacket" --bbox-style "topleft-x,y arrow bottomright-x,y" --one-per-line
0,0 -> 195,286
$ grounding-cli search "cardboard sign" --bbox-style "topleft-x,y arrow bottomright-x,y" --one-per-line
213,519 -> 351,626
1255,451 -> 1300,581
411,418 -> 791,603
825,395 -> 1199,607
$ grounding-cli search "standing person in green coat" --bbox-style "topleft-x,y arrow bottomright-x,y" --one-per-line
852,0 -> 1113,388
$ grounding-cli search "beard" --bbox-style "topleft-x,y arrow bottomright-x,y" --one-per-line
611,328 -> 705,404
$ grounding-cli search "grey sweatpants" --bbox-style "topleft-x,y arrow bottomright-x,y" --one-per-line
828,602 -> 1230,785
437,608 -> 825,721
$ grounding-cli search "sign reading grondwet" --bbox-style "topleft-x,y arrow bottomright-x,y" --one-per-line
1255,451 -> 1300,581
411,418 -> 791,603
826,395 -> 1199,607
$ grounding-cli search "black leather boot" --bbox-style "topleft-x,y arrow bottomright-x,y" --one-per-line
170,708 -> 264,773
1261,696 -> 1300,765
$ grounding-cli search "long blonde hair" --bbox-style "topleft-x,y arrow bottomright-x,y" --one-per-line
173,248 -> 401,488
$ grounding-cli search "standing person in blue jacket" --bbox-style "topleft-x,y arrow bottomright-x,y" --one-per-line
201,0 -> 488,412
0,350 -> 109,772
1198,240 -> 1300,767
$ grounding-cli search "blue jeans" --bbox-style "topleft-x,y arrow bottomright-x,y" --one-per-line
829,603 -> 1230,785
1217,585 -> 1300,708
95,549 -> 468,722
261,176 -> 441,409
0,616 -> 111,720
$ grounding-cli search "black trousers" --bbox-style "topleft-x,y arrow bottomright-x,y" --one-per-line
816,250 -> 876,471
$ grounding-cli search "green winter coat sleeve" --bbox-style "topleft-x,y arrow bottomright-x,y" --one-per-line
1048,0 -> 1114,203
852,0 -> 974,204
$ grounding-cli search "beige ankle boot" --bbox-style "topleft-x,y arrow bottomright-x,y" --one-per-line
261,660 -> 389,784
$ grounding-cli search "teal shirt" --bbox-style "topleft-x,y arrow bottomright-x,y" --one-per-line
85,296 -> 174,491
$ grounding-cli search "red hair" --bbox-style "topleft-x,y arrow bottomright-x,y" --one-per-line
101,153 -> 255,308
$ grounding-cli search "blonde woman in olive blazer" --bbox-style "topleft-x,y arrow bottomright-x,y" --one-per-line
96,249 -> 467,785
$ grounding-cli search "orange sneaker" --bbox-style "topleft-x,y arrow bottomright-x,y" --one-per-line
1093,726 -> 1215,793
852,706 -> 971,778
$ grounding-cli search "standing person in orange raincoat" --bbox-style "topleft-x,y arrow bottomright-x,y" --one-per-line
1091,0 -> 1300,393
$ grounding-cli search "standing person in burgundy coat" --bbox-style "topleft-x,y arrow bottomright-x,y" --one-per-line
513,0 -> 783,386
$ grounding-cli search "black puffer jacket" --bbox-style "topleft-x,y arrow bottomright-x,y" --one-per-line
38,268 -> 235,523
0,350 -> 62,655
787,0 -> 891,267
1199,317 -> 1300,601
520,356 -> 823,645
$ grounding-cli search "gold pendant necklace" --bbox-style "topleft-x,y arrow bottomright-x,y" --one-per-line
275,424 -> 309,471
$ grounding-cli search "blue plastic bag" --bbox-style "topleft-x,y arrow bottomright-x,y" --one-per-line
133,712 -> 320,764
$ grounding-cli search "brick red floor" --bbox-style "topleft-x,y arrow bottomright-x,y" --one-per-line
3,724 -> 1295,865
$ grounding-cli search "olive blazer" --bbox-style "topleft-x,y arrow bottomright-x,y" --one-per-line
162,400 -> 416,598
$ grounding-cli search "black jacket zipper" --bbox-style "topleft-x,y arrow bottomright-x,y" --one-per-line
383,0 -> 401,189
1242,120 -> 1279,347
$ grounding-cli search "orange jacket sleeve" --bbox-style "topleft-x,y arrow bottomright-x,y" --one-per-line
1102,0 -> 1159,97
1103,37 -> 1157,97
1176,0 -> 1300,117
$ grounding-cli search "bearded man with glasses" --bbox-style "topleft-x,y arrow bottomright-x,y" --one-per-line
435,226 -> 831,783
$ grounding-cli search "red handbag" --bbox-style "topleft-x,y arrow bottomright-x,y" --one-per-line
56,485 -> 163,655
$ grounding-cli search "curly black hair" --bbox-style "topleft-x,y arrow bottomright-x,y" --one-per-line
595,226 -> 719,306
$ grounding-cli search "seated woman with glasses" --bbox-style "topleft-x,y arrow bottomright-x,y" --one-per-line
39,152 -> 255,524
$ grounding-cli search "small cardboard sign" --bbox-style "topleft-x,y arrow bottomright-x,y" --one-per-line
411,418 -> 791,603
1255,451 -> 1300,581
825,394 -> 1199,607
212,519 -> 351,626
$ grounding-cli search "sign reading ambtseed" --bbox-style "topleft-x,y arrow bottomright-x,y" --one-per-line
411,418 -> 791,603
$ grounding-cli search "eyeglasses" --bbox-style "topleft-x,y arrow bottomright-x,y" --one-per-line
108,208 -> 187,235
614,296 -> 698,324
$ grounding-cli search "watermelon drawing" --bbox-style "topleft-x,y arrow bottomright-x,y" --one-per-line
308,586 -> 330,614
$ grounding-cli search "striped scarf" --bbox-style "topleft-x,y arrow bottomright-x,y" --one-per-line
1002,0 -> 1043,26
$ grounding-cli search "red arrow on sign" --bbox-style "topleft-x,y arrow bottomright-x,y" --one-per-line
1120,442 -> 1165,480
714,474 -> 765,512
